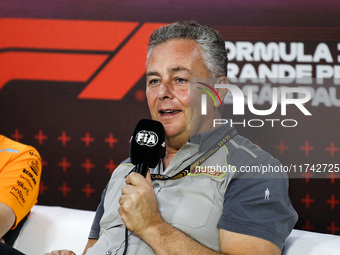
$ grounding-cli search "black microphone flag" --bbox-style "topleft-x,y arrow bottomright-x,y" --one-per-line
130,119 -> 165,177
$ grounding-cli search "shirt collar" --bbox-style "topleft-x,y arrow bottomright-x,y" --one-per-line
189,122 -> 237,153
153,122 -> 237,175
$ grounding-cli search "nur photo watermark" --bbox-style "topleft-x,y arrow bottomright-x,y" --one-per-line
190,77 -> 319,129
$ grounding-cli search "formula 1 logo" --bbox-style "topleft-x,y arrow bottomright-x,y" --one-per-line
0,19 -> 165,100
135,130 -> 159,147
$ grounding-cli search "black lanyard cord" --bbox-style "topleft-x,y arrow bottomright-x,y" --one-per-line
150,128 -> 237,181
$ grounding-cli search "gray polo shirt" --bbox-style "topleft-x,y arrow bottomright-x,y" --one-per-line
87,125 -> 297,254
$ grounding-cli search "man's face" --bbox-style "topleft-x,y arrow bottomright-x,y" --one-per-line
146,39 -> 211,145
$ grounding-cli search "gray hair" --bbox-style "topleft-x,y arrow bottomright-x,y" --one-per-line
147,21 -> 228,77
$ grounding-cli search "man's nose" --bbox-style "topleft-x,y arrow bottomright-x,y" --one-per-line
157,81 -> 173,100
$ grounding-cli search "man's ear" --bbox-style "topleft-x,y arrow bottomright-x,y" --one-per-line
215,76 -> 229,107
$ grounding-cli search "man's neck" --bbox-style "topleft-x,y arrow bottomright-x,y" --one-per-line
162,115 -> 222,170
163,149 -> 177,170
162,136 -> 186,170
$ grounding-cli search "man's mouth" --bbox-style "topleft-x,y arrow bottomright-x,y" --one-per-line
159,109 -> 182,116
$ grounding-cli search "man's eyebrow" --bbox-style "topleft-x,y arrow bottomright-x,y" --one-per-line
169,66 -> 192,74
146,66 -> 192,77
146,71 -> 160,77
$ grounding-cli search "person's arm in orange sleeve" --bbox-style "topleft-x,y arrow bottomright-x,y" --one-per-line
0,136 -> 42,242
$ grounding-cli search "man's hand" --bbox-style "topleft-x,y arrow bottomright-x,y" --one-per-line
44,250 -> 75,255
118,171 -> 163,238
0,238 -> 4,243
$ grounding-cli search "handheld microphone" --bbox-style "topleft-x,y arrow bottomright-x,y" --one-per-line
123,119 -> 165,255
130,119 -> 165,177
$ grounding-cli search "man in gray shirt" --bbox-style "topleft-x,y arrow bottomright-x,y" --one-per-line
46,21 -> 297,255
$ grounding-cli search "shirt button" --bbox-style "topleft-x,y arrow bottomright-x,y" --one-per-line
153,182 -> 160,188
106,251 -> 112,255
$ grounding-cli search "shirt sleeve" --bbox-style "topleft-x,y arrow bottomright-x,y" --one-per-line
88,158 -> 131,239
88,185 -> 107,239
0,146 -> 42,229
217,156 -> 298,250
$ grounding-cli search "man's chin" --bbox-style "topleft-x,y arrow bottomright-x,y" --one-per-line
165,127 -> 190,141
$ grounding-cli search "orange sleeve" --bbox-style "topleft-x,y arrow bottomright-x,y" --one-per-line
0,145 -> 42,229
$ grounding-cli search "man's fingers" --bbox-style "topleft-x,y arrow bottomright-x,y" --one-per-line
44,251 -> 75,255
125,171 -> 149,186
121,184 -> 134,195
125,171 -> 143,185
145,170 -> 152,185
119,194 -> 131,205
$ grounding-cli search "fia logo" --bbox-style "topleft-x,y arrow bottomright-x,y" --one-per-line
135,130 -> 159,147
